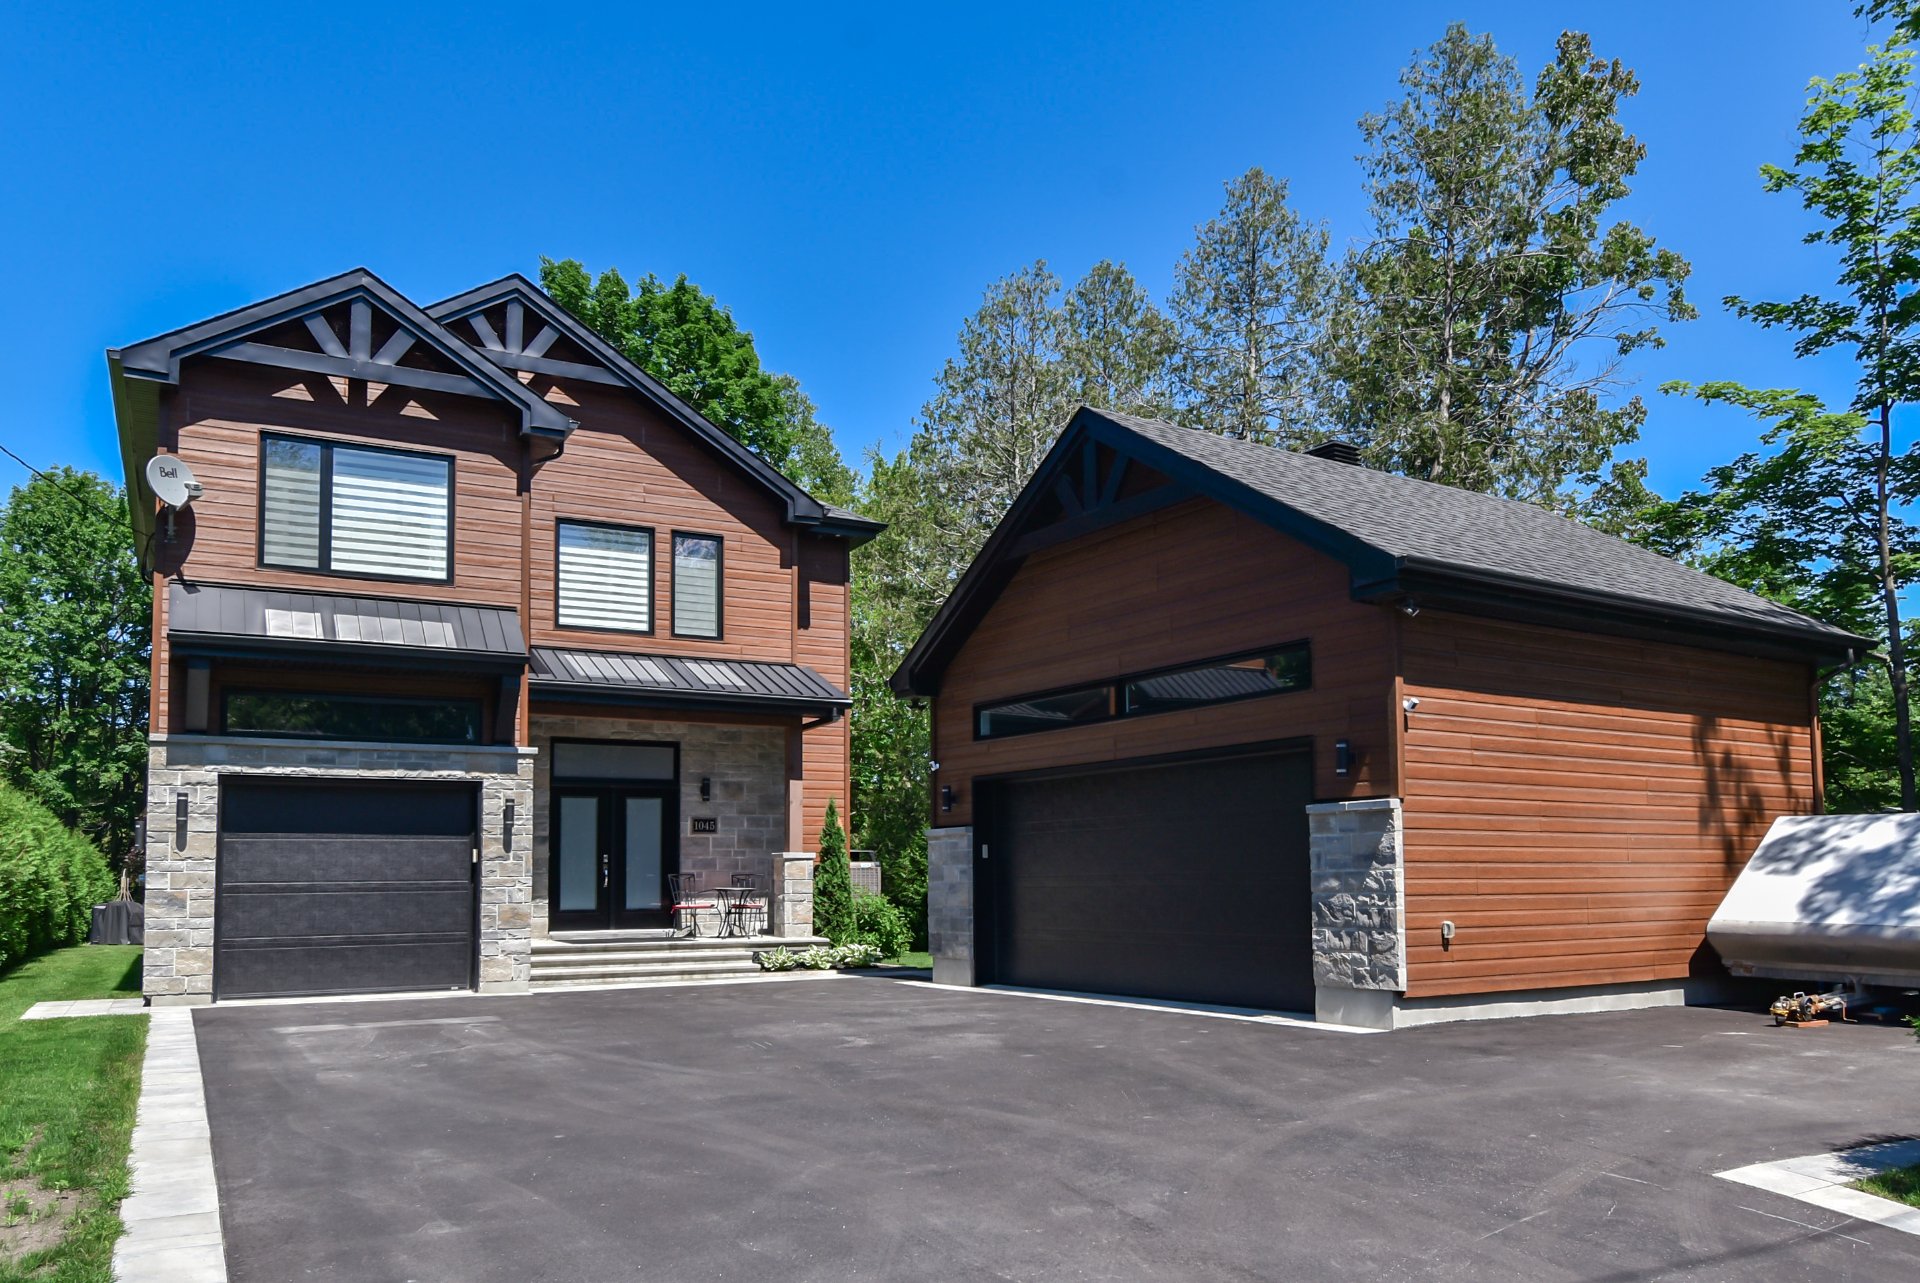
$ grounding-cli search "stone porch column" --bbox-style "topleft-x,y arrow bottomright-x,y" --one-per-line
771,852 -> 815,937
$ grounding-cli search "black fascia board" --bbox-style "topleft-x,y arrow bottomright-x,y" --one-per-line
109,268 -> 574,437
169,632 -> 529,673
425,275 -> 832,527
1361,559 -> 1870,667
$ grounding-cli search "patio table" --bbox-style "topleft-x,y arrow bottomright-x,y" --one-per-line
712,885 -> 767,937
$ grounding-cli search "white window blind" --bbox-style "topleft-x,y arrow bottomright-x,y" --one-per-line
558,522 -> 652,631
329,447 -> 450,580
672,534 -> 721,638
260,438 -> 322,568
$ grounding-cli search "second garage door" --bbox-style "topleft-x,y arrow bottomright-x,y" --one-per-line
978,749 -> 1316,1012
215,779 -> 478,1000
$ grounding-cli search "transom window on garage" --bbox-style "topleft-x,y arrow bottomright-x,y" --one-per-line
557,519 -> 653,633
975,642 -> 1311,740
223,690 -> 484,744
260,434 -> 453,582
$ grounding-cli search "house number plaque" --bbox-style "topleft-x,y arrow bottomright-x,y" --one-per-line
689,816 -> 718,834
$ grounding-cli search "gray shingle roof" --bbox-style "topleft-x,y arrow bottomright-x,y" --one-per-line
1097,409 -> 1863,648
169,582 -> 525,661
530,646 -> 848,712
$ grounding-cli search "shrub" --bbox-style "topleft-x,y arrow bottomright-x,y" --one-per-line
813,798 -> 854,944
754,942 -> 884,972
0,782 -> 115,973
850,891 -> 913,960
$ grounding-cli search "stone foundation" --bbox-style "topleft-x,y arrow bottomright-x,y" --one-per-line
927,826 -> 975,987
142,734 -> 535,1004
1307,797 -> 1406,1019
529,714 -> 789,937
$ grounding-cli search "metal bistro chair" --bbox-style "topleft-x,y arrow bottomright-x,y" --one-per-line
667,873 -> 714,937
724,873 -> 767,938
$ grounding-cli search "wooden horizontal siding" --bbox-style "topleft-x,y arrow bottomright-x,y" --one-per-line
159,361 -> 525,608
797,536 -> 852,852
1399,613 -> 1816,999
933,498 -> 1398,825
525,379 -> 799,662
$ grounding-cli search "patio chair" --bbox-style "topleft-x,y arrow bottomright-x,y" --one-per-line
725,873 -> 767,937
667,873 -> 714,937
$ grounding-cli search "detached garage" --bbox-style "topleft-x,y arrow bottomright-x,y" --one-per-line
896,408 -> 1870,1029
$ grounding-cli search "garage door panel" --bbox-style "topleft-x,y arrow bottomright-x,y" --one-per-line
216,781 -> 476,999
216,939 -> 474,1000
987,751 -> 1314,1012
218,887 -> 475,940
220,835 -> 472,886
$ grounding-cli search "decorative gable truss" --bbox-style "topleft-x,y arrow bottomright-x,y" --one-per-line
111,268 -> 575,439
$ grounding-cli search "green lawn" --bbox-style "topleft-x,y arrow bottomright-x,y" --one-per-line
0,946 -> 144,1283
885,951 -> 933,970
1856,1163 -> 1920,1209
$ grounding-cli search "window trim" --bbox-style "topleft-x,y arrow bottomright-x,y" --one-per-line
220,688 -> 485,745
973,640 -> 1313,742
554,517 -> 656,636
256,432 -> 457,586
669,530 -> 725,641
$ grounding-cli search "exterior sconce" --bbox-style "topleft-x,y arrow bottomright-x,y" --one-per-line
503,798 -> 515,851
1334,740 -> 1354,777
941,784 -> 956,813
174,790 -> 189,847
700,777 -> 712,802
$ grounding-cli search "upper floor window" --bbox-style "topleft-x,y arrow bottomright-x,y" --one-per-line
557,520 -> 653,633
260,434 -> 452,582
975,642 -> 1312,740
672,533 -> 723,639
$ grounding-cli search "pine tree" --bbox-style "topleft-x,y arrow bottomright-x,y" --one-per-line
812,798 -> 854,945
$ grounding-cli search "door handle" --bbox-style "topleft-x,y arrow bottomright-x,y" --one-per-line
601,853 -> 610,889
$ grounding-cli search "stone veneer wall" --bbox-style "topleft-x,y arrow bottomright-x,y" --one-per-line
1307,798 -> 1406,996
927,825 -> 974,986
142,734 -> 535,1005
529,714 -> 788,937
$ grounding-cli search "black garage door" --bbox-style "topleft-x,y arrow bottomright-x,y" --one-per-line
216,779 -> 477,999
978,749 -> 1315,1012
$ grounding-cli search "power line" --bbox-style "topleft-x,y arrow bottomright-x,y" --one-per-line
0,442 -> 125,522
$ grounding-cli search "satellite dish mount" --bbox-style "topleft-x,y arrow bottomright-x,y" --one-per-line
145,455 -> 203,542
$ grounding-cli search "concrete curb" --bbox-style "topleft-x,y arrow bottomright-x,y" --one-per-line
1718,1138 -> 1920,1239
112,1008 -> 227,1282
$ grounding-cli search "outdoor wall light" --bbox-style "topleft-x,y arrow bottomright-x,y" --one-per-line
941,784 -> 956,813
503,799 -> 515,851
700,776 -> 712,802
1334,740 -> 1354,777
173,790 -> 189,847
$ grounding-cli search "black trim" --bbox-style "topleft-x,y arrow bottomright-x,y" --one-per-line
554,518 -> 656,636
548,736 -> 682,785
973,640 -> 1312,742
670,530 -> 725,640
257,431 -> 456,586
170,635 -> 526,673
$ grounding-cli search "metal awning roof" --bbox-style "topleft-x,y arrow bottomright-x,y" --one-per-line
169,582 -> 525,668
530,646 -> 848,715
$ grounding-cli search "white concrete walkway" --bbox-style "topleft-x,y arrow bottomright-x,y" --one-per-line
1719,1138 -> 1920,1239
19,997 -> 146,1019
111,1008 -> 227,1282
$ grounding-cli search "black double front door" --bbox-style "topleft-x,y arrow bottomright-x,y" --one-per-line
551,785 -> 678,930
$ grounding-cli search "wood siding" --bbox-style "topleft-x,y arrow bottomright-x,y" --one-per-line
1399,613 -> 1816,998
932,498 -> 1398,826
159,361 -> 526,606
796,536 -> 853,847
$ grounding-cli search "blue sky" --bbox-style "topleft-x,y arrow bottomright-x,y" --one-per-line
0,2 -> 1889,499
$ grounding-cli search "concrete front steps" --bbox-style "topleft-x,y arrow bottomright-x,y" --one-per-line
530,930 -> 831,990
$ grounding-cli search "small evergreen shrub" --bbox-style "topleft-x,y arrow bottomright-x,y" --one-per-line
0,783 -> 115,973
850,891 -> 913,960
813,798 -> 854,944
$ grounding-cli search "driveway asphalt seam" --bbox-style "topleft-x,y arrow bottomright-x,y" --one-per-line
111,1008 -> 227,1282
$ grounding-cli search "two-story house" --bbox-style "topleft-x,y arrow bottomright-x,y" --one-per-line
110,268 -> 881,1004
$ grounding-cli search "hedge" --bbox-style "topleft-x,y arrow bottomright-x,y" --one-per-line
0,783 -> 115,973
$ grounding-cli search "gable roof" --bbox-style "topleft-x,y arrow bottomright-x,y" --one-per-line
427,274 -> 884,543
109,268 -> 578,566
892,407 -> 1871,695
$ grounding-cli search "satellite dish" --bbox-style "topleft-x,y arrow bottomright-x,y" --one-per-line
145,456 -> 203,509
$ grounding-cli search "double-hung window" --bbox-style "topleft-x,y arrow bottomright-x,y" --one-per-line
671,533 -> 723,639
556,520 -> 653,632
260,434 -> 453,581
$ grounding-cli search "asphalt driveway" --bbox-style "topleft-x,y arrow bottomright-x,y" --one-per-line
193,977 -> 1920,1282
